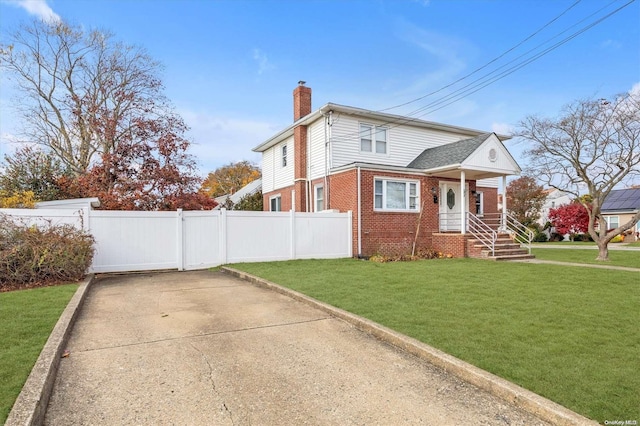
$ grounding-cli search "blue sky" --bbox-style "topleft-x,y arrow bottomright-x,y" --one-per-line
1,0 -> 638,177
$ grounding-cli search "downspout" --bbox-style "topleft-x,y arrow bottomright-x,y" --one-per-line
357,166 -> 362,257
306,126 -> 310,212
324,110 -> 333,209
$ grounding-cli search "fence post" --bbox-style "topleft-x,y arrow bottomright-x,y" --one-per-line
347,210 -> 353,257
177,209 -> 184,271
290,209 -> 296,260
219,208 -> 227,265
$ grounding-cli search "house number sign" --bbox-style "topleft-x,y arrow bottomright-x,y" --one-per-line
447,188 -> 455,210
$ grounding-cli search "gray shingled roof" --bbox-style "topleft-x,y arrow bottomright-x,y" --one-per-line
407,133 -> 491,170
601,188 -> 640,212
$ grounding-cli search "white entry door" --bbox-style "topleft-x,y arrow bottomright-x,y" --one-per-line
439,182 -> 465,231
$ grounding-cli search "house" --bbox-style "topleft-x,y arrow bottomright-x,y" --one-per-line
601,187 -> 640,240
253,83 -> 522,257
213,178 -> 262,210
538,188 -> 572,227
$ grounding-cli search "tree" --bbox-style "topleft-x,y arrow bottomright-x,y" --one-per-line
1,19 -> 213,211
548,202 -> 590,241
1,20 -> 166,174
517,90 -> 640,260
0,145 -> 67,201
56,115 -> 217,210
233,190 -> 263,211
200,161 -> 261,198
505,176 -> 546,227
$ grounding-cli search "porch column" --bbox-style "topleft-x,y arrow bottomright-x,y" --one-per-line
502,175 -> 507,231
460,170 -> 466,234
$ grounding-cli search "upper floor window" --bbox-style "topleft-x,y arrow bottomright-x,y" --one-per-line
282,145 -> 288,167
360,124 -> 387,154
374,178 -> 419,212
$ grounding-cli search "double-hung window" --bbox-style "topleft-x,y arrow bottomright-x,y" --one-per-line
604,216 -> 619,230
374,178 -> 419,211
315,185 -> 324,212
360,124 -> 387,154
281,145 -> 288,167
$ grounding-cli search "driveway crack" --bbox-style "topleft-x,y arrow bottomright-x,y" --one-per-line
189,342 -> 235,425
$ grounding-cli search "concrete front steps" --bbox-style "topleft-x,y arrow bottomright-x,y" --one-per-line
467,234 -> 535,261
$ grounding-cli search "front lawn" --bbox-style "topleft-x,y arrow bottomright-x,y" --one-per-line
0,284 -> 78,423
531,248 -> 640,268
230,258 -> 639,424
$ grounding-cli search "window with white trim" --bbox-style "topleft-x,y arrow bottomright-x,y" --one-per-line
604,215 -> 619,230
474,191 -> 484,215
281,145 -> 287,167
360,124 -> 387,154
270,195 -> 281,212
374,178 -> 419,211
315,184 -> 324,212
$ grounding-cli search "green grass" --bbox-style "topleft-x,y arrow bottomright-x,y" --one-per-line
533,241 -> 596,245
626,240 -> 640,247
0,284 -> 78,424
531,248 -> 640,268
230,258 -> 640,423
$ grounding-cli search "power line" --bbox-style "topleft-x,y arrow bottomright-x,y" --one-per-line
332,0 -> 636,143
378,0 -> 584,112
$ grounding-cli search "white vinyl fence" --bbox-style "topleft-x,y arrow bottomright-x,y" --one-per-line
1,208 -> 352,273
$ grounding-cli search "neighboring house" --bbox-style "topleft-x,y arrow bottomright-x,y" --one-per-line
538,188 -> 572,227
253,83 -> 522,257
213,178 -> 262,210
601,187 -> 640,240
35,197 -> 101,210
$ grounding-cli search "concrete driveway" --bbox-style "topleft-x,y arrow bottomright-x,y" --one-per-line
44,270 -> 552,425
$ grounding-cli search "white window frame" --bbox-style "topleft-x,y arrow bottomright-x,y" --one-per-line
604,215 -> 619,230
270,194 -> 282,212
360,123 -> 388,154
373,177 -> 420,212
474,191 -> 484,216
314,184 -> 324,212
281,145 -> 287,167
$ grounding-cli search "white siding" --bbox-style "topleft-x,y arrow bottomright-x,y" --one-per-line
464,136 -> 520,175
330,114 -> 473,169
262,136 -> 295,192
308,119 -> 326,181
477,178 -> 499,188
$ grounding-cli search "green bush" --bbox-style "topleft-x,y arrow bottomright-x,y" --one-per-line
0,214 -> 95,290
533,231 -> 548,242
610,234 -> 624,243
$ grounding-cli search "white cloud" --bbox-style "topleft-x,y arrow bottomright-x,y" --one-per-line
180,109 -> 280,175
491,122 -> 514,136
2,0 -> 60,22
630,82 -> 640,97
252,48 -> 275,75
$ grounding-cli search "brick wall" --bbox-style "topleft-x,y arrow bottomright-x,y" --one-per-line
432,233 -> 471,258
262,186 -> 294,211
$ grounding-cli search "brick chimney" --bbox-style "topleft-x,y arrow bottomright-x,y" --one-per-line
292,81 -> 311,211
293,80 -> 312,121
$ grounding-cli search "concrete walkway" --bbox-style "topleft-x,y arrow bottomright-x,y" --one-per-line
43,270 -> 559,426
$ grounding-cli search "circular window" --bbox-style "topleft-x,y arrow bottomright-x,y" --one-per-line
489,148 -> 497,162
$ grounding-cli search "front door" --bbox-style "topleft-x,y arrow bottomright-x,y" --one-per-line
439,182 -> 464,231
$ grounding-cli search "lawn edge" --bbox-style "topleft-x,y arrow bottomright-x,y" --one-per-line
222,266 -> 598,426
5,275 -> 95,426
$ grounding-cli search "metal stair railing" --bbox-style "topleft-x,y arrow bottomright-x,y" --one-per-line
504,212 -> 534,254
466,212 -> 497,255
